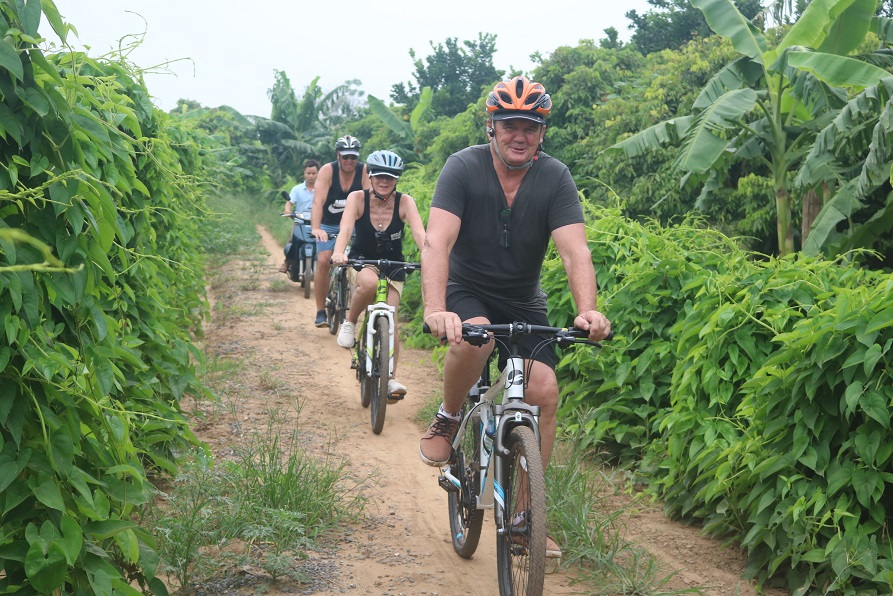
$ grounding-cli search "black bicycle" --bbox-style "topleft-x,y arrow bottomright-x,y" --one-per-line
325,254 -> 351,336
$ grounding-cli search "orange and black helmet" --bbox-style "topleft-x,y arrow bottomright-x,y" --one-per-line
486,76 -> 552,124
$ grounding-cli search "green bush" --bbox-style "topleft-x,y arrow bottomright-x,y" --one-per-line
552,205 -> 893,594
0,4 -> 212,592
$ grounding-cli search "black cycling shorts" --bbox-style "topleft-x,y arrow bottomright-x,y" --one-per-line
446,283 -> 557,370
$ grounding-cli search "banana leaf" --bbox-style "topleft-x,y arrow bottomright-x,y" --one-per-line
690,0 -> 767,63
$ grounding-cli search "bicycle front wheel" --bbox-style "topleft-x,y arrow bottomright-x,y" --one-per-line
448,414 -> 484,558
369,316 -> 389,434
496,426 -> 546,596
338,278 -> 350,325
326,272 -> 339,335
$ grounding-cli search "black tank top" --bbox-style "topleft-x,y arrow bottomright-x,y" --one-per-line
321,161 -> 365,226
353,190 -> 406,281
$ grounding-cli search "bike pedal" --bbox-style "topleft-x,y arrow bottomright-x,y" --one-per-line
386,393 -> 404,405
350,358 -> 358,370
438,475 -> 459,493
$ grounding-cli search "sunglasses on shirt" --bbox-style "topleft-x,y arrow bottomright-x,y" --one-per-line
500,208 -> 512,249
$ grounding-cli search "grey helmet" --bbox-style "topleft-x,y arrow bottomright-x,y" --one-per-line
334,135 -> 361,154
366,150 -> 404,178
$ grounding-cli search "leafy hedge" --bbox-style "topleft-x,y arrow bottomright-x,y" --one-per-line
0,3 -> 211,593
549,206 -> 893,595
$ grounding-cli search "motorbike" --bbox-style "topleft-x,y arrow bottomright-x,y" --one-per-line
281,192 -> 317,299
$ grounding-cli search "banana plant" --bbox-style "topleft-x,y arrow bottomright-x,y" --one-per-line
793,16 -> 893,257
367,86 -> 432,161
258,73 -> 358,179
606,0 -> 887,256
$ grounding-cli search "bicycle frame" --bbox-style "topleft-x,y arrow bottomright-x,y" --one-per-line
431,321 -> 610,595
442,353 -> 541,528
348,258 -> 420,434
359,276 -> 396,379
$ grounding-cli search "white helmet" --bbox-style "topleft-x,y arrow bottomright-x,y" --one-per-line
366,150 -> 404,178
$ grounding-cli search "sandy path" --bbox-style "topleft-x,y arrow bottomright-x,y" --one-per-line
192,224 -> 788,596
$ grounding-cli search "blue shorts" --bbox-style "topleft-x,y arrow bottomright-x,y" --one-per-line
316,222 -> 340,253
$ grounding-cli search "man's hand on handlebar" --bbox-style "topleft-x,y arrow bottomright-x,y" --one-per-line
423,310 -> 464,346
574,310 -> 612,342
331,253 -> 348,266
312,228 -> 328,242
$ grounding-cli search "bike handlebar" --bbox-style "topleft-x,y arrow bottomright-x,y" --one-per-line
422,321 -> 613,347
281,212 -> 312,222
340,258 -> 421,272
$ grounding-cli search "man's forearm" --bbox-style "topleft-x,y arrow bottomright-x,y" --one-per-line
566,254 -> 598,313
421,246 -> 449,313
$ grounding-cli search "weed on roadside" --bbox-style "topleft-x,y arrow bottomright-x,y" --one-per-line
269,278 -> 291,292
546,442 -> 704,595
146,414 -> 366,592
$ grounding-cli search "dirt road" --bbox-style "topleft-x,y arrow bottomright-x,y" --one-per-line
193,225 -> 788,596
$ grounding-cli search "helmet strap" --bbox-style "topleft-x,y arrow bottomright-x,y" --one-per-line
491,138 -> 534,171
372,187 -> 394,201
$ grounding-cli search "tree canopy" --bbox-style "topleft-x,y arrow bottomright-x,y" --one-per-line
390,33 -> 503,118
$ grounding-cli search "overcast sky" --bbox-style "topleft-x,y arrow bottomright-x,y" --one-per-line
43,0 -> 653,118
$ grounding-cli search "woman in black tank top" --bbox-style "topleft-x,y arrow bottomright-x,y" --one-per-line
330,151 -> 427,396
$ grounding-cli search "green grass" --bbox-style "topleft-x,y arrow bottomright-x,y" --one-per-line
269,278 -> 291,292
546,443 -> 703,595
147,418 -> 366,591
199,193 -> 265,257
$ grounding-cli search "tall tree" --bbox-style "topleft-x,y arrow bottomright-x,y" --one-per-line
390,33 -> 503,117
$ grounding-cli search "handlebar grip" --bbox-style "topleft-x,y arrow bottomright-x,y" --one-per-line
422,323 -> 431,334
606,330 -> 614,341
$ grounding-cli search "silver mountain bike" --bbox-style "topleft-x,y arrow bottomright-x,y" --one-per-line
427,321 -> 609,596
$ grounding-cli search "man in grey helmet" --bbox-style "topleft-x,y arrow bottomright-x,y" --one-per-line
310,135 -> 370,327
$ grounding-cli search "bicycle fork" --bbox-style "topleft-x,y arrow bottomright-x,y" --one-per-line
361,303 -> 395,377
492,356 -> 541,532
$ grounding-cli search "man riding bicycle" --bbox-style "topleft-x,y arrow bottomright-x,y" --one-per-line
419,76 -> 612,559
311,135 -> 370,326
331,150 -> 426,398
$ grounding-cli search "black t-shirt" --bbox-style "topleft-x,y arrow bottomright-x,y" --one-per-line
431,144 -> 583,303
352,190 -> 407,282
322,161 -> 365,227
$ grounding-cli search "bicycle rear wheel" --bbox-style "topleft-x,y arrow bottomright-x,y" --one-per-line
369,316 -> 389,434
448,412 -> 484,558
496,426 -> 546,596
